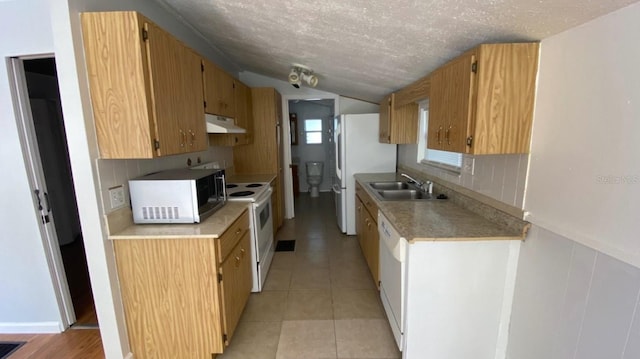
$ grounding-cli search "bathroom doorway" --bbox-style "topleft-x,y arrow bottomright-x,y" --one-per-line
287,99 -> 335,202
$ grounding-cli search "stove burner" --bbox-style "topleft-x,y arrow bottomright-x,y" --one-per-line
230,191 -> 255,197
246,183 -> 263,188
226,184 -> 238,189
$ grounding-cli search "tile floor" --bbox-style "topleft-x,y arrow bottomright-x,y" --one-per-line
218,193 -> 400,359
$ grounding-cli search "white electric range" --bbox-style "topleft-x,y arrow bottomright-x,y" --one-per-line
225,181 -> 274,292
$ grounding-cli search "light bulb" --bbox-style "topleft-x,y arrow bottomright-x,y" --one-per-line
302,73 -> 318,87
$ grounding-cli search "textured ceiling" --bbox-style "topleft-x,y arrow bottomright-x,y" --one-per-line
160,0 -> 638,103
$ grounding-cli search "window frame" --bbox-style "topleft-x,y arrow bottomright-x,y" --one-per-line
304,118 -> 323,145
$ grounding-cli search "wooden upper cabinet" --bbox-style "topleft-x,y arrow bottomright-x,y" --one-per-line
203,59 -> 236,118
378,93 -> 419,144
81,11 -> 205,158
208,79 -> 253,147
429,42 -> 539,154
428,51 -> 474,153
234,80 -> 253,139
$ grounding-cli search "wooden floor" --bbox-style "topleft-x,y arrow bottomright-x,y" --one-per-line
0,330 -> 104,358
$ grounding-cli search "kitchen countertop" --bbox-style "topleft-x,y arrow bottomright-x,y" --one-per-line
355,173 -> 529,242
109,202 -> 250,239
107,173 -> 275,240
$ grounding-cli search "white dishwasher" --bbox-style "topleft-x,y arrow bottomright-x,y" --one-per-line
378,211 -> 407,351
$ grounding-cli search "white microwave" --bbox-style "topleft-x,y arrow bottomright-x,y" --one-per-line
129,168 -> 226,224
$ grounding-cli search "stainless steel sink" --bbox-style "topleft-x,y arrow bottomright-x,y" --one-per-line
366,181 -> 443,201
376,189 -> 435,200
368,181 -> 412,190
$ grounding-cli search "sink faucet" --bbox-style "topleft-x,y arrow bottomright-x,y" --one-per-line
401,173 -> 433,194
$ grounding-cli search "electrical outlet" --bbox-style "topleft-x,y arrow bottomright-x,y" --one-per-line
109,185 -> 126,209
462,156 -> 475,175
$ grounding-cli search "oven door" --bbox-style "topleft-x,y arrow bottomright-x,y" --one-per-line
253,187 -> 275,291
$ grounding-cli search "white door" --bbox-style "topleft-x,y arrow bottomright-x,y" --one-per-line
10,58 -> 76,327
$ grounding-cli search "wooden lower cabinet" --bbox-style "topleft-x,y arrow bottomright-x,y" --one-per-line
113,209 -> 251,358
218,232 -> 252,344
355,193 -> 380,288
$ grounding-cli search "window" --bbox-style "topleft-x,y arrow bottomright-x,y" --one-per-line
417,102 -> 462,171
304,119 -> 323,144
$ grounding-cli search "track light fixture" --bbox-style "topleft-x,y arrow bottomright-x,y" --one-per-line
288,64 -> 318,88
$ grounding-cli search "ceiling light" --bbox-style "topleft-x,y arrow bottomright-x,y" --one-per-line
301,72 -> 318,87
288,68 -> 301,88
288,64 -> 318,88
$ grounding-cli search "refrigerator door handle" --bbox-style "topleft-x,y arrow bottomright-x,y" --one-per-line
332,183 -> 341,194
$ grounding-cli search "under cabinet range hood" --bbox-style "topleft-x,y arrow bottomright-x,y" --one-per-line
205,114 -> 246,134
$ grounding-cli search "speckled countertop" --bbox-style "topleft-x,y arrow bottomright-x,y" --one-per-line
109,202 -> 249,239
355,173 -> 528,242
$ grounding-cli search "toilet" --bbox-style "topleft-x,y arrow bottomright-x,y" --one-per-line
305,161 -> 324,197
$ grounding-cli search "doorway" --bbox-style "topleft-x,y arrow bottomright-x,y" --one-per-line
287,99 -> 336,207
14,57 -> 97,328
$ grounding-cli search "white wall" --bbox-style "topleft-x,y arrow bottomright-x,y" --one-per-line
524,1 -> 640,267
0,0 -> 63,332
508,3 -> 640,358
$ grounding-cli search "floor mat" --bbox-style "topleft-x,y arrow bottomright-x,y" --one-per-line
0,342 -> 25,359
275,240 -> 296,252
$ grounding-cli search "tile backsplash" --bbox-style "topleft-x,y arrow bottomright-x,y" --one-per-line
397,144 -> 528,209
96,146 -> 233,213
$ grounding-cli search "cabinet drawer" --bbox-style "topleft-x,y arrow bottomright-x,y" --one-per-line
355,182 -> 378,222
217,209 -> 249,262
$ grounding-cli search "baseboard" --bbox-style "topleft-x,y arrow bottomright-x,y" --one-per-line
0,321 -> 63,333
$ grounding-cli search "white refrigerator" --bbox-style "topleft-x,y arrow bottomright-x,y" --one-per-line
332,113 -> 397,235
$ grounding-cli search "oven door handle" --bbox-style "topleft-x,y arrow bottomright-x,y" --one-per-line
254,187 -> 273,207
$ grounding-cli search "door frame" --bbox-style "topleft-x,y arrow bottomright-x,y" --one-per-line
9,55 -> 76,329
281,95 -> 340,218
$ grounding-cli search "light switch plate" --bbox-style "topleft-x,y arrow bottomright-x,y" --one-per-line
109,185 -> 126,209
462,156 -> 475,175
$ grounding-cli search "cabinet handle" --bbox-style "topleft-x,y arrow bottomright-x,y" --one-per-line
235,256 -> 241,267
189,129 -> 196,146
436,126 -> 442,144
235,228 -> 242,235
179,129 -> 186,147
240,248 -> 246,258
445,126 -> 451,145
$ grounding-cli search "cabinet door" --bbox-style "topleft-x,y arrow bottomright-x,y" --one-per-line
429,51 -> 475,153
367,213 -> 379,287
219,232 -> 252,345
379,94 -> 392,143
180,47 -> 207,152
144,20 -> 188,156
114,238 -> 223,357
472,43 -> 539,154
356,196 -> 366,252
234,80 -> 253,145
82,12 -> 156,159
203,60 -> 235,118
